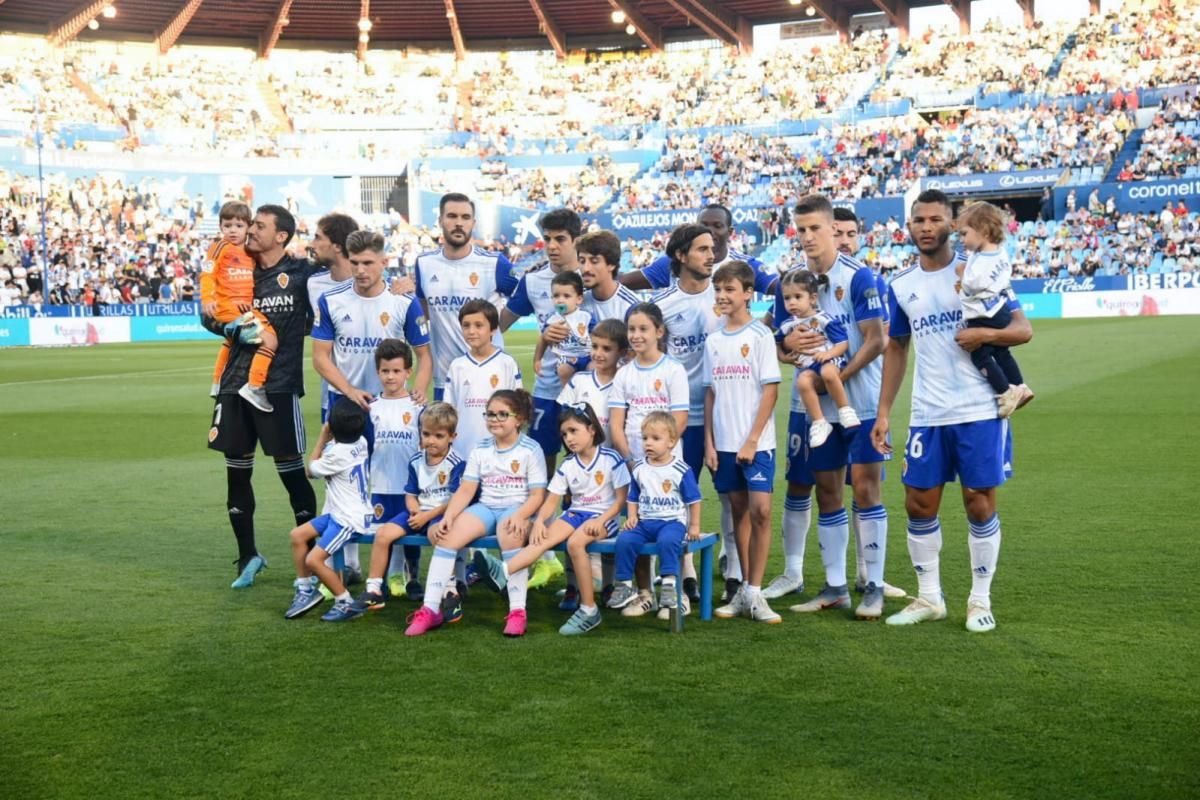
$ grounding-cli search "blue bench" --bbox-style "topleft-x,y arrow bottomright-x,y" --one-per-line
333,532 -> 719,622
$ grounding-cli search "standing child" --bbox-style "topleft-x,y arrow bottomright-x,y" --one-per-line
956,201 -> 1033,417
533,271 -> 595,387
350,403 -> 465,615
444,299 -> 523,459
776,268 -> 861,448
474,402 -> 629,635
606,412 -> 702,619
366,339 -> 426,601
555,318 -> 628,609
704,261 -> 783,624
405,390 -> 547,637
284,398 -> 372,621
201,201 -> 279,412
607,304 -> 690,617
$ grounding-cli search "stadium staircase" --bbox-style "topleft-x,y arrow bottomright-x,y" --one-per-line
65,68 -> 123,128
1044,31 -> 1078,80
1105,128 -> 1144,182
256,78 -> 293,134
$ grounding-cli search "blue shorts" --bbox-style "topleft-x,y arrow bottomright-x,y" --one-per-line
682,424 -> 706,478
382,510 -> 441,535
714,450 -> 776,493
312,513 -> 359,554
902,418 -> 1013,490
785,411 -> 888,486
530,396 -> 562,458
558,354 -> 592,373
463,502 -> 523,536
560,509 -> 618,538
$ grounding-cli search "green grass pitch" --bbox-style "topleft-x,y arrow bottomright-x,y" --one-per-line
1,318 -> 1196,799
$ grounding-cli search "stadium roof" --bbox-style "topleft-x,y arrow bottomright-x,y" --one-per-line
0,0 -> 985,57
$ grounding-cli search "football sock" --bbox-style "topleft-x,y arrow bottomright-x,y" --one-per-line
454,551 -> 467,585
745,584 -> 761,601
275,457 -> 315,527
540,551 -> 558,563
387,543 -> 406,577
601,554 -> 615,587
503,549 -> 528,611
719,493 -> 740,580
817,508 -> 850,587
248,345 -> 276,388
335,591 -> 351,603
968,514 -> 1002,606
225,456 -> 257,564
857,504 -> 889,588
580,604 -> 598,616
424,547 -> 456,611
782,495 -> 811,579
404,546 -> 421,579
617,579 -> 633,588
851,500 -> 866,583
366,578 -> 383,595
343,543 -> 361,572
906,516 -> 943,604
662,575 -> 676,588
564,557 -> 578,589
681,552 -> 696,581
212,341 -> 231,387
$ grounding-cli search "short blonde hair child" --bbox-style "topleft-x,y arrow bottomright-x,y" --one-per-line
957,202 -> 1007,245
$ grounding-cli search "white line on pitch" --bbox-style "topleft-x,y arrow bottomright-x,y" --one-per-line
0,365 -> 211,388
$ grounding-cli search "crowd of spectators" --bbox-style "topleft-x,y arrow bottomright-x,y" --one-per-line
870,19 -> 1073,102
1117,92 -> 1200,181
1042,2 -> 1200,98
416,154 -> 633,214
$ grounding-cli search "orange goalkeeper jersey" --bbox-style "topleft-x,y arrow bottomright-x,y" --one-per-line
200,240 -> 257,319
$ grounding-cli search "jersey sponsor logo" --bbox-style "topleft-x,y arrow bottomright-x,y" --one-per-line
380,311 -> 391,327
907,292 -> 919,302
511,460 -> 521,474
430,274 -> 440,283
594,470 -> 605,486
255,294 -> 296,311
336,336 -> 387,349
835,286 -> 844,301
670,333 -> 706,351
712,364 -> 751,378
740,343 -> 750,358
911,309 -> 963,334
278,273 -> 290,289
342,314 -> 353,322
469,272 -> 479,287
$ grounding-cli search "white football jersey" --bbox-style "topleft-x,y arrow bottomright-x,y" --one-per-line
414,246 -> 518,390
888,254 -> 1005,426
583,283 -> 639,322
443,349 -> 522,459
557,371 -> 615,440
702,320 -> 781,452
960,249 -> 1014,319
312,283 -> 430,397
608,354 -> 689,461
651,282 -> 724,426
405,450 -> 466,512
309,437 -> 372,531
549,308 -> 593,360
307,268 -> 351,409
548,447 -> 630,516
628,457 -> 702,525
369,396 -> 423,494
465,435 -> 547,508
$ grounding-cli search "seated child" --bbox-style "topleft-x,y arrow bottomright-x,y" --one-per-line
605,411 -> 702,619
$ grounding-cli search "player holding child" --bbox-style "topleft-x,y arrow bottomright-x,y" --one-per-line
202,200 -> 278,412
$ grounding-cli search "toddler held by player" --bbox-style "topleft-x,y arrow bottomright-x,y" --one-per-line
284,398 -> 372,622
955,201 -> 1033,417
533,271 -> 595,386
202,201 -> 279,413
776,269 -> 860,448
